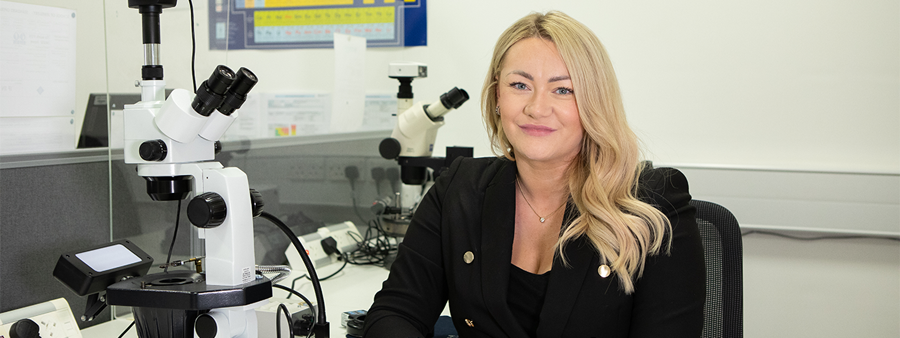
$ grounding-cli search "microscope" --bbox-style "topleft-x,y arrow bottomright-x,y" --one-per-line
52,1 -> 329,337
377,63 -> 472,237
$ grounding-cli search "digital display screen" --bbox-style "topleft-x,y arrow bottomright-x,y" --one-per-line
75,244 -> 142,272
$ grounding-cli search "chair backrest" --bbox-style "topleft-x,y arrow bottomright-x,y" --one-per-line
691,199 -> 743,338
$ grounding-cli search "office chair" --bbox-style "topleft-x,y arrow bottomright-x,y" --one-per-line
692,199 -> 743,338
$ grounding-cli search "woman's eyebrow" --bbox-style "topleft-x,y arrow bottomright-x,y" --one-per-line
506,71 -> 570,83
508,70 -> 533,81
548,75 -> 571,83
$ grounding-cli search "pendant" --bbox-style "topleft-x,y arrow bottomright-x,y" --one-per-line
540,217 -> 545,223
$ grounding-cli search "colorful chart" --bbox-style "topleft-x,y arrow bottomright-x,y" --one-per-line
208,0 -> 426,49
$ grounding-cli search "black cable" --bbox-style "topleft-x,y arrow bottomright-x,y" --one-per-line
163,199 -> 183,273
351,196 -> 369,225
117,321 -> 135,338
344,217 -> 398,266
276,303 -> 294,338
742,230 -> 900,242
286,274 -> 307,299
259,211 -> 327,333
272,284 -> 316,338
188,0 -> 197,93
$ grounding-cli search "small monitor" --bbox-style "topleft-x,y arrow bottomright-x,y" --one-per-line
53,239 -> 154,296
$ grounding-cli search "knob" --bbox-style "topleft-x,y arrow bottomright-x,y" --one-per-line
249,189 -> 264,217
379,138 -> 401,159
10,318 -> 40,338
214,141 -> 222,155
139,139 -> 167,161
188,192 -> 227,228
194,313 -> 218,338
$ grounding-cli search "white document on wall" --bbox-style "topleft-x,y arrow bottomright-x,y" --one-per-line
330,33 -> 366,133
0,1 -> 77,117
265,93 -> 331,137
360,94 -> 397,131
0,116 -> 75,155
221,93 -> 262,141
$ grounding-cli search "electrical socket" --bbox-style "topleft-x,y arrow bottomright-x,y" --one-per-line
284,222 -> 362,270
324,157 -> 367,182
292,156 -> 325,181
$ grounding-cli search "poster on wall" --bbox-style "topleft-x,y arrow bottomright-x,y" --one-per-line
0,1 -> 77,155
208,0 -> 426,50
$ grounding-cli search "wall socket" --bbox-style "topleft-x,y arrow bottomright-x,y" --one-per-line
291,156 -> 325,181
324,157 -> 367,182
284,221 -> 362,270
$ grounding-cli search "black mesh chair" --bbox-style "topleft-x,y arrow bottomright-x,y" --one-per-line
692,200 -> 743,338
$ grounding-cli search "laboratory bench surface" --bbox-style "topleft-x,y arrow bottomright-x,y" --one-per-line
80,262 -> 429,337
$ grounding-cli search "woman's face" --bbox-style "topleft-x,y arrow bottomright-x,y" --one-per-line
497,37 -> 583,166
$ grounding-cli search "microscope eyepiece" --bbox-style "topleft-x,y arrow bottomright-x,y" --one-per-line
207,66 -> 236,94
192,65 -> 235,116
218,67 -> 258,116
440,87 -> 469,109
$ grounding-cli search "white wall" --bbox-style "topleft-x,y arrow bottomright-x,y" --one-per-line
10,0 -> 899,336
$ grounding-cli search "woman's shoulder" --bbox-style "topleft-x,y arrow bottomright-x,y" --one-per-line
440,156 -> 513,187
638,166 -> 691,213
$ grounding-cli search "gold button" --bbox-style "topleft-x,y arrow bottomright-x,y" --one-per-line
463,251 -> 475,264
465,318 -> 474,327
598,264 -> 611,278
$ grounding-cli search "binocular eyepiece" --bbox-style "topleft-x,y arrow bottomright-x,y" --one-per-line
192,65 -> 258,117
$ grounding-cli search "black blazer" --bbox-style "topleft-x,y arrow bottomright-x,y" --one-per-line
365,157 -> 705,337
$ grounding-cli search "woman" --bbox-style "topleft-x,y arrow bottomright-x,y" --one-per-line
365,11 -> 705,337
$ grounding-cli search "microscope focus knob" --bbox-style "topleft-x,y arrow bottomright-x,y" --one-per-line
194,312 -> 221,338
188,192 -> 227,228
139,139 -> 168,161
249,189 -> 264,217
379,137 -> 401,159
9,318 -> 40,338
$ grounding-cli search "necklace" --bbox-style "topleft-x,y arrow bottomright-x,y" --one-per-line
516,179 -> 567,223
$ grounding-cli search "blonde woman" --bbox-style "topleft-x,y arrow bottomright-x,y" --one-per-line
365,11 -> 705,337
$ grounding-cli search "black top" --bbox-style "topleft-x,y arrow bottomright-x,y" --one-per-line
364,157 -> 705,337
508,264 -> 551,338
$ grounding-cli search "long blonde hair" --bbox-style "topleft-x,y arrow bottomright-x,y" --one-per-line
481,11 -> 671,294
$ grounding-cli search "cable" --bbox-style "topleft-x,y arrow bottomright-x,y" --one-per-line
188,0 -> 197,93
316,256 -> 348,280
286,274 -> 307,299
117,321 -> 135,338
259,211 -> 327,334
742,230 -> 900,242
285,255 -> 348,290
276,303 -> 294,338
272,284 -> 316,338
344,217 -> 398,266
163,199 -> 183,273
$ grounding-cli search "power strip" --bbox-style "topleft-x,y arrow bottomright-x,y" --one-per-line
0,298 -> 82,338
285,221 -> 362,270
256,297 -> 315,338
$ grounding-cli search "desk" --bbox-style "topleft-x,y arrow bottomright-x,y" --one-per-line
81,263 -> 412,337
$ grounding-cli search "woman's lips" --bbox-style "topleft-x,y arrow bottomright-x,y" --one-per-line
519,124 -> 556,136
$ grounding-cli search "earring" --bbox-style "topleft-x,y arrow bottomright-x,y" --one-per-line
494,105 -> 500,116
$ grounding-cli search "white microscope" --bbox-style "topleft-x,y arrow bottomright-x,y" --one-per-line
58,0 -> 267,337
377,63 -> 471,237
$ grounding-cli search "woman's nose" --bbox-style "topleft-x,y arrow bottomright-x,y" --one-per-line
523,92 -> 551,118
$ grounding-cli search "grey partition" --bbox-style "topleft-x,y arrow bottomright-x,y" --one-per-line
0,132 -> 395,328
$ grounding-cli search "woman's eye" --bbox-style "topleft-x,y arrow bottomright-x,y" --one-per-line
555,87 -> 574,95
510,82 -> 528,90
